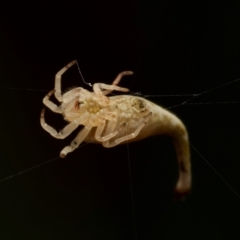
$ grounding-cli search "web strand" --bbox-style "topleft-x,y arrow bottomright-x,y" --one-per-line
76,60 -> 92,87
0,141 -> 93,183
0,87 -> 49,91
126,143 -> 138,240
189,142 -> 240,199
0,156 -> 59,183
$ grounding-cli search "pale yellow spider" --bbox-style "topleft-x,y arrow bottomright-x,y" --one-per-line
40,60 -> 191,196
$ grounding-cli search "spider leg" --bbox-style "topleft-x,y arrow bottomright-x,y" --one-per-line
60,126 -> 92,158
54,60 -> 77,102
102,71 -> 133,95
93,83 -> 129,106
95,118 -> 126,142
43,90 -> 62,113
95,116 -> 118,145
93,83 -> 129,96
103,112 -> 152,147
40,109 -> 79,139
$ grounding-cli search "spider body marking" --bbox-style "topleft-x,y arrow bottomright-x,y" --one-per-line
40,60 -> 191,197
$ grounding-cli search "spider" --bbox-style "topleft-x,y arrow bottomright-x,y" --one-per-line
40,60 -> 191,196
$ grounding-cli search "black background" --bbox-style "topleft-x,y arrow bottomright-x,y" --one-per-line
0,0 -> 240,239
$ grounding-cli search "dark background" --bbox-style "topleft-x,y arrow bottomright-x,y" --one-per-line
0,0 -> 240,239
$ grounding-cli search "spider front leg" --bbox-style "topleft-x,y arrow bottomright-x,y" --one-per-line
54,60 -> 77,102
43,90 -> 62,113
40,109 -> 79,139
60,126 -> 92,158
103,112 -> 152,147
